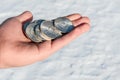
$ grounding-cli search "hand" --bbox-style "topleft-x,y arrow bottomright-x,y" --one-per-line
0,11 -> 90,68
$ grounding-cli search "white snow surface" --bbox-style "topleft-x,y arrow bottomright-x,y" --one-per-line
0,0 -> 120,80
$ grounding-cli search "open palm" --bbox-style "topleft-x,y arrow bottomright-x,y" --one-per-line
0,11 -> 90,68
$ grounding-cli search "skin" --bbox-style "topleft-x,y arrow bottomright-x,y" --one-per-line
0,11 -> 90,68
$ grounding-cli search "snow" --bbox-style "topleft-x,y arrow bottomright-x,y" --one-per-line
0,0 -> 120,80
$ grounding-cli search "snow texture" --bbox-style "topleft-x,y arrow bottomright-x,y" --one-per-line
0,0 -> 120,80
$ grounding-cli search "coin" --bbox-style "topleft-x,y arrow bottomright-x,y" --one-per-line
40,31 -> 53,40
53,17 -> 74,33
40,21 -> 62,39
23,19 -> 45,42
24,23 -> 42,42
34,19 -> 45,24
34,24 -> 45,41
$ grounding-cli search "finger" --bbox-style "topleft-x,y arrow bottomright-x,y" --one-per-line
66,13 -> 81,21
51,23 -> 90,51
15,11 -> 33,23
72,17 -> 90,27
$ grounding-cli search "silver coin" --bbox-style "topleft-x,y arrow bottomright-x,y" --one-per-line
34,19 -> 46,41
34,24 -> 45,41
40,21 -> 62,39
34,19 -> 45,24
53,17 -> 74,33
40,31 -> 52,40
35,20 -> 52,40
24,23 -> 42,42
23,20 -> 45,42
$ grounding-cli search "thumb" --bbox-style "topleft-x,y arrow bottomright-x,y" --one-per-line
15,11 -> 33,23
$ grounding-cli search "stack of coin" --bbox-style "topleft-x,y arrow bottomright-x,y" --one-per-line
23,17 -> 74,43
